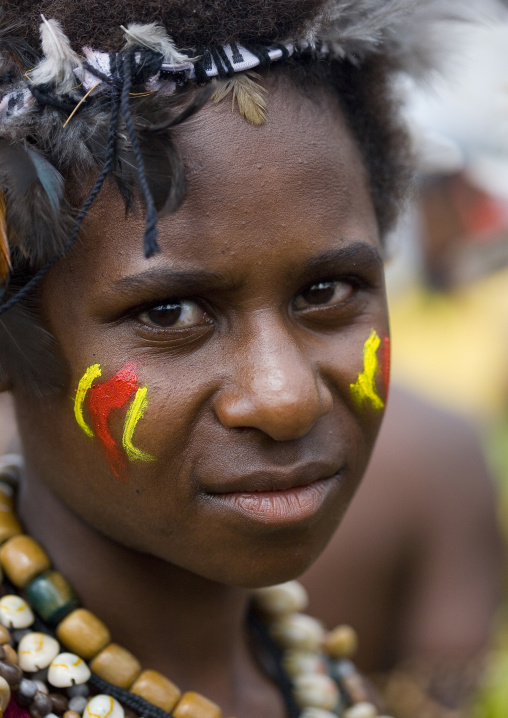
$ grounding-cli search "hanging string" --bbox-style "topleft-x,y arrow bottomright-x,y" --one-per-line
121,47 -> 160,258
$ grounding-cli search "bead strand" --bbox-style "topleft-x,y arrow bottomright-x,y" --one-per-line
252,582 -> 395,718
0,457 -> 392,718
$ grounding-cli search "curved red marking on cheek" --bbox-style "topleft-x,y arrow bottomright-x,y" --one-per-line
381,336 -> 391,398
88,363 -> 139,479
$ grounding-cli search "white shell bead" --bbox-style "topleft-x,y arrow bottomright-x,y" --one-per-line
18,632 -> 60,672
83,695 -> 125,718
343,703 -> 377,718
253,581 -> 308,615
299,710 -> 338,718
34,680 -> 49,694
283,650 -> 328,679
48,652 -> 91,687
270,613 -> 325,651
293,674 -> 339,711
0,595 -> 34,628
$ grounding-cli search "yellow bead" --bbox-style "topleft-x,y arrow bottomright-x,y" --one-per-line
173,692 -> 222,718
57,609 -> 111,660
130,669 -> 181,712
324,625 -> 358,659
0,535 -> 50,587
0,627 -> 10,645
0,511 -> 22,546
90,644 -> 141,689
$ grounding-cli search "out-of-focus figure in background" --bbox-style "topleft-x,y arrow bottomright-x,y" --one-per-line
303,16 -> 508,718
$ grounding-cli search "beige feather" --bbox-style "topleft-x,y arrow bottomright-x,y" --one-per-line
0,191 -> 10,283
212,72 -> 267,127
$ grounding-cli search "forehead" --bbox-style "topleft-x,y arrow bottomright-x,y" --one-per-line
53,82 -> 378,286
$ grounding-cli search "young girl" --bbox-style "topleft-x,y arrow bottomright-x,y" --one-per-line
0,2 -> 495,717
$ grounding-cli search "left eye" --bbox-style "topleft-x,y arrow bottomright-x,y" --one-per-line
294,280 -> 354,310
138,300 -> 209,329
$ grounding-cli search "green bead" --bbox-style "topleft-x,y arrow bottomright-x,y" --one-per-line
25,570 -> 79,625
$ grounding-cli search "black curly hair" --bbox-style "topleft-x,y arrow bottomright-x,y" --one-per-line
0,0 -> 412,395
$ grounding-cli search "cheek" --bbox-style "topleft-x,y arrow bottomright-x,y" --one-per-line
73,361 -> 156,481
349,329 -> 390,411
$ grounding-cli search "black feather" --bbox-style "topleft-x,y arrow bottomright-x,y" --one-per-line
147,85 -> 214,132
0,296 -> 70,397
0,9 -> 39,80
0,140 -> 72,266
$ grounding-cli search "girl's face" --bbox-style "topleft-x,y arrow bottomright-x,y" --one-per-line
17,84 -> 389,587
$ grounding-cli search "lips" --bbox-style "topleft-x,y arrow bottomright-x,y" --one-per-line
203,461 -> 344,495
202,463 -> 345,525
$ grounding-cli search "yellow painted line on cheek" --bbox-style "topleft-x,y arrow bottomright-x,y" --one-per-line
74,364 -> 102,437
122,386 -> 156,463
350,329 -> 385,410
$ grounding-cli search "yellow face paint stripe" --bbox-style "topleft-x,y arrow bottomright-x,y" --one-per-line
350,329 -> 385,410
122,386 -> 156,463
74,364 -> 102,437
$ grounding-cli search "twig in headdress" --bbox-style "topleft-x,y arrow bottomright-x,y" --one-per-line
212,72 -> 268,126
62,82 -> 100,128
0,192 -> 10,283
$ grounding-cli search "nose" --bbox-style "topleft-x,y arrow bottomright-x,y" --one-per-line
214,318 -> 333,441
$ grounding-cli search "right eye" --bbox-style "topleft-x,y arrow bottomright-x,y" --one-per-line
138,300 -> 210,329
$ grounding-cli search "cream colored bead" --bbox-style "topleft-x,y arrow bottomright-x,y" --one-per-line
323,625 -> 358,659
48,652 -> 92,687
293,674 -> 339,711
283,650 -> 328,679
0,676 -> 11,711
0,595 -> 34,628
270,613 -> 325,651
343,703 -> 377,718
253,581 -> 308,616
83,696 -> 124,718
299,710 -> 338,718
18,632 -> 60,672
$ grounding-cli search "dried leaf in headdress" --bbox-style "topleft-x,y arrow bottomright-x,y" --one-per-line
212,72 -> 268,127
0,139 -> 68,265
0,191 -> 10,283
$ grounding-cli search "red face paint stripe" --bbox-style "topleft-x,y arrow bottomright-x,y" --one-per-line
88,363 -> 139,480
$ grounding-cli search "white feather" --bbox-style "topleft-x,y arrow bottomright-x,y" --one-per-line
122,23 -> 192,65
30,16 -> 82,94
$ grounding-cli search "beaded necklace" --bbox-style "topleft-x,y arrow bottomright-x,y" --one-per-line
0,456 -> 393,718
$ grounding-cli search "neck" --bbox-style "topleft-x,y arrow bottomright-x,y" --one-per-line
18,466 -> 284,718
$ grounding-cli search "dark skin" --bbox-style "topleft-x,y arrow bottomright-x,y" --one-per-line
302,387 -> 502,682
3,82 -> 389,717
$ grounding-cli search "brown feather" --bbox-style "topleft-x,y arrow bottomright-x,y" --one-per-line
212,72 -> 268,126
0,191 -> 10,283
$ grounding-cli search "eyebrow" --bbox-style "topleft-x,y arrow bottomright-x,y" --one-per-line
113,241 -> 383,296
301,243 -> 383,277
113,268 -> 236,296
